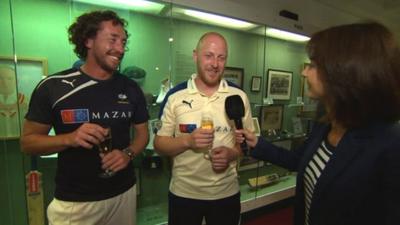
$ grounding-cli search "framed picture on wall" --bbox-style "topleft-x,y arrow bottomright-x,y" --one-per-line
266,69 -> 292,100
250,76 -> 261,92
260,104 -> 284,131
0,56 -> 48,139
223,67 -> 244,88
300,63 -> 318,114
0,56 -> 48,96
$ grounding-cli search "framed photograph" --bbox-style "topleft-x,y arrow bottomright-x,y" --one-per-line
250,76 -> 261,92
266,69 -> 292,100
300,63 -> 318,113
0,56 -> 48,97
260,105 -> 284,131
291,117 -> 304,134
0,56 -> 48,139
223,67 -> 244,88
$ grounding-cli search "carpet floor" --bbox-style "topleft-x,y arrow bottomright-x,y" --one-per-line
241,198 -> 294,225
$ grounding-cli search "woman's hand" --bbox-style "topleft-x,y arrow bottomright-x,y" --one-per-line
234,129 -> 258,148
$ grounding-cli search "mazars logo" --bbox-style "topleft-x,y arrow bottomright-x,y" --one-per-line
92,111 -> 132,119
61,109 -> 132,124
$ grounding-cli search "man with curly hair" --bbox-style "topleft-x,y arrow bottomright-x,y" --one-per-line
21,10 -> 149,225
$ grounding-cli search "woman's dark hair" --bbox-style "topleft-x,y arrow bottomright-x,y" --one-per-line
68,10 -> 127,59
306,22 -> 400,128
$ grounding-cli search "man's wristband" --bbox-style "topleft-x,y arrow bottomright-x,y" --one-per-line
122,147 -> 136,160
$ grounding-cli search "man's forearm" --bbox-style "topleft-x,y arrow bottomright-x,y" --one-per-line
21,133 -> 71,155
128,131 -> 149,156
153,135 -> 190,156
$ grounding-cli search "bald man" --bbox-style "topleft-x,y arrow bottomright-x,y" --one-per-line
154,32 -> 254,225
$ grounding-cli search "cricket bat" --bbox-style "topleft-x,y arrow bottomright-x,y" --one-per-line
248,173 -> 280,189
26,156 -> 45,225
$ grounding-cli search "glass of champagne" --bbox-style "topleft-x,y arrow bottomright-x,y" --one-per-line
98,127 -> 115,178
201,113 -> 213,160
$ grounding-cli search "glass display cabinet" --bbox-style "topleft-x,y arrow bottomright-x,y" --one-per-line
0,0 -> 313,224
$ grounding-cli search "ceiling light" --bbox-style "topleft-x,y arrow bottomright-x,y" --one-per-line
72,0 -> 165,14
184,9 -> 257,30
266,28 -> 310,42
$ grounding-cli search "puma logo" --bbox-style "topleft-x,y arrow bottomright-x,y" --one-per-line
62,79 -> 76,88
182,100 -> 193,108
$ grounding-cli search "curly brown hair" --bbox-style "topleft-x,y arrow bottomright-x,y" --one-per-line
68,10 -> 128,59
307,22 -> 400,128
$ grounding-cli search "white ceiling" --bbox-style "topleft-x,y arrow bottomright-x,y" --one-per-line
224,0 -> 400,34
168,0 -> 400,39
314,0 -> 400,33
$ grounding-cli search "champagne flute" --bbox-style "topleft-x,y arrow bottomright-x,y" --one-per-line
98,127 -> 115,178
201,113 -> 214,160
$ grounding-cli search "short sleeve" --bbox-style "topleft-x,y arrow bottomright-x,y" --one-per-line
25,80 -> 53,125
156,97 -> 176,137
241,92 -> 254,132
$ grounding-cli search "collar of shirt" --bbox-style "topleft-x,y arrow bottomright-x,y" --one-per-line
187,73 -> 229,95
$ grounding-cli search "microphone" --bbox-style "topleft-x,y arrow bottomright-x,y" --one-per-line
225,95 -> 249,155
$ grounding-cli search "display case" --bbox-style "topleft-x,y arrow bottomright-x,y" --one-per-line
0,0 -> 312,224
136,130 -> 305,224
